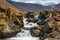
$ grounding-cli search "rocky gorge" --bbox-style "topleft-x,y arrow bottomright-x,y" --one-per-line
0,0 -> 60,40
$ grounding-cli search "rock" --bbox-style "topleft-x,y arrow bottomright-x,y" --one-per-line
53,10 -> 60,21
46,31 -> 59,38
25,12 -> 38,23
45,38 -> 60,40
0,5 -> 23,39
37,20 -> 46,25
38,10 -> 50,20
46,18 -> 55,28
25,12 -> 34,18
30,25 -> 44,37
55,21 -> 60,31
27,18 -> 38,23
55,33 -> 60,39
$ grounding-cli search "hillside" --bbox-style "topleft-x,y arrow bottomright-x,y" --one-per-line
0,0 -> 24,38
0,0 -> 23,13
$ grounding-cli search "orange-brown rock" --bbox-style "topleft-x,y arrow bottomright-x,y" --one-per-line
30,9 -> 60,40
38,10 -> 51,20
55,21 -> 60,31
45,38 -> 60,40
25,12 -> 38,23
0,0 -> 24,39
53,14 -> 60,21
30,25 -> 44,37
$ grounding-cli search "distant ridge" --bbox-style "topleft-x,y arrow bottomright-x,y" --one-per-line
7,0 -> 60,12
7,0 -> 51,12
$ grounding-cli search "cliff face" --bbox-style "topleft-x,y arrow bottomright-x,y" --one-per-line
0,0 -> 24,39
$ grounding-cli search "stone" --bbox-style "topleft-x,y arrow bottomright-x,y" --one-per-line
38,10 -> 51,20
30,25 -> 44,37
27,18 -> 38,23
45,38 -> 60,40
0,5 -> 23,39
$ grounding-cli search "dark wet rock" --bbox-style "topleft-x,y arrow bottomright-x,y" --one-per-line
25,12 -> 34,18
0,32 -> 17,39
0,6 -> 6,12
27,18 -> 38,23
45,31 -> 59,38
39,24 -> 54,40
22,27 -> 30,30
37,20 -> 46,25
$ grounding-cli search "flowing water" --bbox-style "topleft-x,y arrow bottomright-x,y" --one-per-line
1,14 -> 60,40
5,17 -> 39,40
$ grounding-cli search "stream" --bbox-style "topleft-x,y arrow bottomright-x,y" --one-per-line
5,17 -> 39,40
1,15 -> 60,40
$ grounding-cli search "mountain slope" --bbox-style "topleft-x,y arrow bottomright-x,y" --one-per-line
0,0 -> 23,13
0,0 -> 24,38
7,0 -> 52,12
7,0 -> 60,12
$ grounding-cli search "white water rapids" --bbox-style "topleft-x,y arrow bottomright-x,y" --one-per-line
5,17 -> 39,40
0,14 -> 60,40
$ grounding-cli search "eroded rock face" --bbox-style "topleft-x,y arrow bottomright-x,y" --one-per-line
30,9 -> 60,40
0,6 -> 23,39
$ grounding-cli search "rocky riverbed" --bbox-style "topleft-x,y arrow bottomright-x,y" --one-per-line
0,17 -> 60,40
0,18 -> 39,40
0,7 -> 60,40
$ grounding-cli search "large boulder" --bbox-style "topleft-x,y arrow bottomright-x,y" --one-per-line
0,5 -> 24,39
30,25 -> 44,37
38,10 -> 51,20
